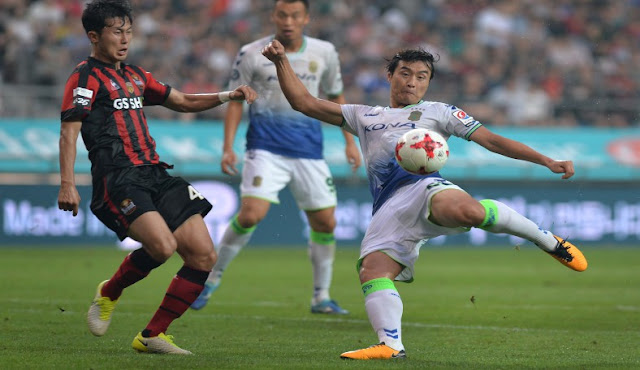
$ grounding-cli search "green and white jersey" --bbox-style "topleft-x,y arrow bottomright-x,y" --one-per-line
227,35 -> 343,159
340,101 -> 483,213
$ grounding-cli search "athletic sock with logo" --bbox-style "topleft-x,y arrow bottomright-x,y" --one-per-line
101,248 -> 162,300
478,199 -> 558,252
207,214 -> 256,284
144,265 -> 208,337
362,278 -> 404,351
309,230 -> 335,304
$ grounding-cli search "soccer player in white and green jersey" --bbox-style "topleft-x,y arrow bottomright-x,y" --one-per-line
262,39 -> 588,360
191,0 -> 361,313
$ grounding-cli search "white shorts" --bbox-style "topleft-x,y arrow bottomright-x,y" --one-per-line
360,177 -> 469,282
240,149 -> 337,211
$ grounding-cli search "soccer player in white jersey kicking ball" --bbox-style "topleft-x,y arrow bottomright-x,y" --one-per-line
262,39 -> 588,360
191,0 -> 361,314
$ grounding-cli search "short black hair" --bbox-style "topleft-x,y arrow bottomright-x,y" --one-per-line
82,0 -> 133,34
274,0 -> 309,11
385,49 -> 437,80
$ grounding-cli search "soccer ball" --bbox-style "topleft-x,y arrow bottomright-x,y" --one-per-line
395,128 -> 449,175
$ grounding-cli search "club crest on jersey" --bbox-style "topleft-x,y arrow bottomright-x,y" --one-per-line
309,61 -> 318,73
252,176 -> 262,187
120,199 -> 136,215
126,82 -> 135,94
451,108 -> 475,126
408,111 -> 422,121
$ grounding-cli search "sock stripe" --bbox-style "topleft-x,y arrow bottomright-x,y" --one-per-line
361,277 -> 397,297
130,248 -> 162,271
176,266 -> 209,285
479,199 -> 498,230
159,305 -> 181,318
310,230 -> 335,245
165,292 -> 191,306
230,214 -> 257,235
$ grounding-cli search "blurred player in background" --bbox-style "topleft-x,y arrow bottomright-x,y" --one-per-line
57,0 -> 256,354
262,39 -> 588,359
191,0 -> 361,314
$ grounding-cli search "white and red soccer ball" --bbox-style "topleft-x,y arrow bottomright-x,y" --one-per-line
395,128 -> 449,175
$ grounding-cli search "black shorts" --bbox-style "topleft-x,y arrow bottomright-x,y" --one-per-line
91,165 -> 212,241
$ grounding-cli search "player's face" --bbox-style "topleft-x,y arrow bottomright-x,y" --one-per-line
272,1 -> 309,47
89,17 -> 132,65
387,61 -> 432,108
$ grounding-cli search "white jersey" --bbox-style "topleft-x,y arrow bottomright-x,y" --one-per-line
228,35 -> 344,159
341,101 -> 482,213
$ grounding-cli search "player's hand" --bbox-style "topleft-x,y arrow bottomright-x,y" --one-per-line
548,159 -> 575,179
261,40 -> 286,62
230,85 -> 258,104
221,149 -> 239,176
58,183 -> 81,216
345,142 -> 362,172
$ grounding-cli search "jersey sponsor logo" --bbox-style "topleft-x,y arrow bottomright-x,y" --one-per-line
452,108 -> 476,126
236,50 -> 246,65
73,87 -> 93,99
408,111 -> 422,121
364,122 -> 416,132
120,199 -> 136,215
113,97 -> 143,110
73,97 -> 90,106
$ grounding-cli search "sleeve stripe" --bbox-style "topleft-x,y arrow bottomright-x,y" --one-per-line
464,124 -> 483,140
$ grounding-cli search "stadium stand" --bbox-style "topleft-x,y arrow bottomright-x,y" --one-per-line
1,0 -> 638,126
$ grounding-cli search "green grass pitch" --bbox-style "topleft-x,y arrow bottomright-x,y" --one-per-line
0,245 -> 638,369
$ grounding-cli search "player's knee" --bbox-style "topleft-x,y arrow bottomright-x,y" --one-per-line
236,212 -> 262,228
150,236 -> 178,262
455,202 -> 486,227
204,248 -> 217,270
313,219 -> 336,233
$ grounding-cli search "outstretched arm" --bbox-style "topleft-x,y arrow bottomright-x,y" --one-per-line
163,85 -> 257,113
470,126 -> 575,179
262,40 -> 344,126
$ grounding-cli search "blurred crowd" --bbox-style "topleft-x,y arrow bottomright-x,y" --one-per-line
1,0 -> 639,126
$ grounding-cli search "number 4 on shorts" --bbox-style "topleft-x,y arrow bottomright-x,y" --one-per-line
188,185 -> 204,200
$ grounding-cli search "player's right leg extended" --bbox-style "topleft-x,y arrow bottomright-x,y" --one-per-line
478,199 -> 587,271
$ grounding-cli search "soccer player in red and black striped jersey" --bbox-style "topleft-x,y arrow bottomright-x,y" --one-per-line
57,0 -> 256,355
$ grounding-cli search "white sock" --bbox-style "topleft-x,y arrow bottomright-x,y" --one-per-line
363,279 -> 404,351
480,199 -> 558,252
309,241 -> 335,304
206,220 -> 254,284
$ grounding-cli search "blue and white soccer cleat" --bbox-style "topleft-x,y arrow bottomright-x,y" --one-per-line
190,281 -> 220,310
311,299 -> 349,315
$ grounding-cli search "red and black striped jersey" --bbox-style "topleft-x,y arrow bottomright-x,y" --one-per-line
61,57 -> 172,178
